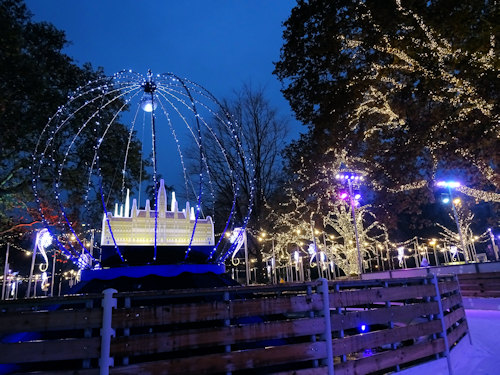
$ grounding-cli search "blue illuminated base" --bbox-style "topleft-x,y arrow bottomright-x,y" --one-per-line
81,263 -> 225,282
101,245 -> 215,267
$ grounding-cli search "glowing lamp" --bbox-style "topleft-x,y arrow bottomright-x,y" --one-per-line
360,324 -> 367,332
141,95 -> 158,112
294,251 -> 299,263
354,193 -> 361,200
442,196 -> 450,204
339,192 -> 348,200
436,181 -> 461,188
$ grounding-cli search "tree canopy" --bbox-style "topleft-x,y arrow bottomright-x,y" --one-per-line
0,0 -> 144,239
274,0 -> 499,232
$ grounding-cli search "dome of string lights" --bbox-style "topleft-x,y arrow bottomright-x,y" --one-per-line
32,70 -> 254,270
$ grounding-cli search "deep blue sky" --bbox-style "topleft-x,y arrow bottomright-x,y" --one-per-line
25,0 -> 301,135
25,0 -> 302,198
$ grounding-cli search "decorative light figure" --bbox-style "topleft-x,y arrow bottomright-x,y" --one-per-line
397,246 -> 405,267
27,228 -> 52,298
32,70 -> 255,267
36,229 -> 52,272
307,243 -> 316,255
450,246 -> 458,261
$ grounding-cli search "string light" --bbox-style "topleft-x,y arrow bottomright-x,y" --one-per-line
31,70 -> 255,269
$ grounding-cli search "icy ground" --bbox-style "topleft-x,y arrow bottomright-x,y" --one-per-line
399,309 -> 500,375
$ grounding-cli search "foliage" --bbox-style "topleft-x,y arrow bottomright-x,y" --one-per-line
267,154 -> 387,276
274,0 -> 499,232
0,0 -> 144,240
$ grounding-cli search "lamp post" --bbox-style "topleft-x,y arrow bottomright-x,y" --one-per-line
243,230 -> 249,285
1,243 -> 10,301
437,181 -> 469,263
336,172 -> 364,276
429,239 -> 439,266
488,228 -> 499,261
258,232 -> 277,284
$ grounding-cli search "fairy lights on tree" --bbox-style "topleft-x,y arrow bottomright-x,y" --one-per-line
275,0 -> 498,234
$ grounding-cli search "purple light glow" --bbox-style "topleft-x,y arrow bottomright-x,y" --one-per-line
436,181 -> 461,188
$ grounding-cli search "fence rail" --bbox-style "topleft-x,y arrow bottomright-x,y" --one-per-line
457,272 -> 500,298
0,275 -> 467,374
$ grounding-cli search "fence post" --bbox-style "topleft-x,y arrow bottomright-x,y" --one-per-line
223,291 -> 232,375
453,274 -> 472,345
318,278 -> 334,375
306,284 -> 318,368
83,299 -> 94,369
100,288 -> 117,375
432,274 -> 453,375
122,296 -> 131,365
384,280 -> 399,372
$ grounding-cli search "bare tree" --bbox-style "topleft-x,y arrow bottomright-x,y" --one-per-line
194,83 -> 289,279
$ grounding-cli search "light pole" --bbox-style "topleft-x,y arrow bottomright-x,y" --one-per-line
488,228 -> 499,261
429,239 -> 439,266
437,181 -> 470,263
1,243 -> 10,301
258,232 -> 277,284
336,172 -> 364,276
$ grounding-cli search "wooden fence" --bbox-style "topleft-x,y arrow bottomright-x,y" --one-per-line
0,274 -> 468,374
458,272 -> 500,298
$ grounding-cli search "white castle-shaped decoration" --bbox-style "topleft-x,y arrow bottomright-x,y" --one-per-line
101,179 -> 214,248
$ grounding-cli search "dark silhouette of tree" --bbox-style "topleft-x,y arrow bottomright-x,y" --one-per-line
193,84 -> 289,280
0,0 -> 144,239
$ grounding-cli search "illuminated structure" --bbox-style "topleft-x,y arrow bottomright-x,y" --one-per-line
101,179 -> 215,266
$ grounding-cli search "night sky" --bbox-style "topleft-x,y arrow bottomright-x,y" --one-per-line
25,0 -> 301,134
24,0 -> 302,195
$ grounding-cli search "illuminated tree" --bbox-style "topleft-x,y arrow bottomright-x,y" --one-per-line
267,154 -> 387,276
274,0 -> 499,230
